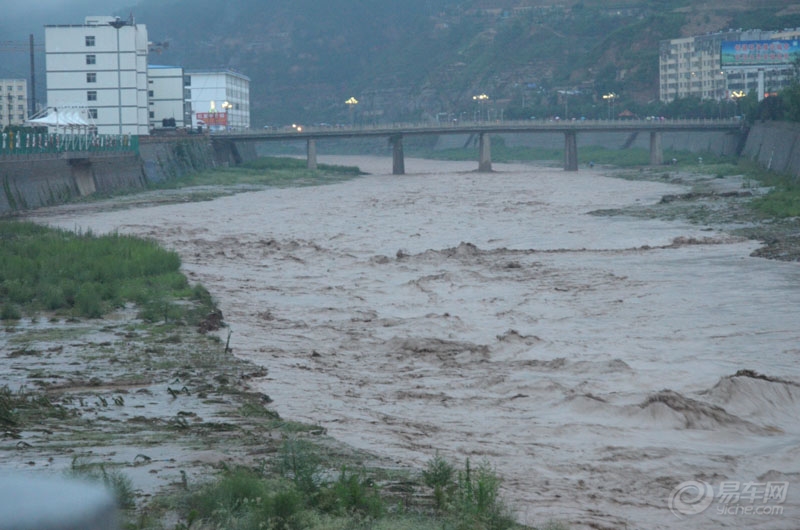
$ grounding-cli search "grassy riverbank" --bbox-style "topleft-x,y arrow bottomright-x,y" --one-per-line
0,220 -> 539,530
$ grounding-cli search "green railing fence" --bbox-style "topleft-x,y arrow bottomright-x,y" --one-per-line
1,131 -> 139,156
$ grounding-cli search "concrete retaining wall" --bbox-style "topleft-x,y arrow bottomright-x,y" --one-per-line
0,135 -> 250,217
741,121 -> 800,180
435,130 -> 742,157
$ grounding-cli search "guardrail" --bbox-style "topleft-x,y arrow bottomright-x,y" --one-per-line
211,117 -> 746,141
1,131 -> 139,157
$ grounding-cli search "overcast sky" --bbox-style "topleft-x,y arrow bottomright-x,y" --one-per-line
0,0 -> 137,79
1,0 -> 137,37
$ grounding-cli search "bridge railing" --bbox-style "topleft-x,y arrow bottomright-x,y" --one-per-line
216,117 -> 745,137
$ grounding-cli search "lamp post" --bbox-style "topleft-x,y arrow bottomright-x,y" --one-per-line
472,94 -> 488,122
345,97 -> 358,126
109,17 -> 127,135
221,100 -> 232,130
602,93 -> 617,120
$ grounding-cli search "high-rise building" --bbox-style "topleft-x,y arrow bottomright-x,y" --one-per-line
185,69 -> 251,131
45,16 -> 149,135
0,79 -> 28,128
659,29 -> 798,103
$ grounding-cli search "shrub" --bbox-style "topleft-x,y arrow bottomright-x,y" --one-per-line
422,452 -> 455,510
318,466 -> 384,518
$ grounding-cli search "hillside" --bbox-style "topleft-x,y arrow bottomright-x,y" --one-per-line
5,0 -> 800,127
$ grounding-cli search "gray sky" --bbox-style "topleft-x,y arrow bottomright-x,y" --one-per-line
1,0 -> 137,36
0,0 -> 137,82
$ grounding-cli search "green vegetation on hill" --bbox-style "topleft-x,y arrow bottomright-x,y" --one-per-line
126,0 -> 800,126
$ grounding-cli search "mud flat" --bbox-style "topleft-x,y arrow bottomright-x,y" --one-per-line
20,156 -> 800,529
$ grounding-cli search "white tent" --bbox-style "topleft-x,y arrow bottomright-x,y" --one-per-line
25,107 -> 92,132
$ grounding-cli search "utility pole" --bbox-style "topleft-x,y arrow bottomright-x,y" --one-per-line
29,34 -> 36,117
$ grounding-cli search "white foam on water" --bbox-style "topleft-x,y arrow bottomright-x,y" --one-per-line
33,156 -> 800,529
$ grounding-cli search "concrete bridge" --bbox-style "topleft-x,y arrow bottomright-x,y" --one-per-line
211,119 -> 746,174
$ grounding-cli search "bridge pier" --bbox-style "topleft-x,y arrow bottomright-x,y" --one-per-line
307,139 -> 317,170
390,135 -> 405,175
649,132 -> 663,166
478,132 -> 492,172
564,131 -> 578,171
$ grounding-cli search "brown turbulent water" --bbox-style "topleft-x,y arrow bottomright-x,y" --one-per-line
32,156 -> 800,529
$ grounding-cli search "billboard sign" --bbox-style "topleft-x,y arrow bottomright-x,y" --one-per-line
721,39 -> 800,69
196,112 -> 228,126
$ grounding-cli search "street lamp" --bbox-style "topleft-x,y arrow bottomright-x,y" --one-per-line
109,17 -> 128,135
345,97 -> 358,126
221,101 -> 232,130
602,93 -> 617,120
472,94 -> 488,121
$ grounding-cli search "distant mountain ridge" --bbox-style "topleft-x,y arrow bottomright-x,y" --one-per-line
6,0 -> 800,126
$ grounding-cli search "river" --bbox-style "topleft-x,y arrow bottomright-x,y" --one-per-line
31,156 -> 800,529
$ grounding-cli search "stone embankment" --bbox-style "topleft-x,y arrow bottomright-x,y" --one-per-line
740,121 -> 800,179
0,134 -> 257,216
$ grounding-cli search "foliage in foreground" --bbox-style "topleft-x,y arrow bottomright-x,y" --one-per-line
0,221 -> 214,322
169,447 -> 527,530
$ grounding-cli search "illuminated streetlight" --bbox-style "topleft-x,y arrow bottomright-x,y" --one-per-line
472,94 -> 489,121
602,93 -> 617,120
345,97 -> 358,126
221,101 -> 232,130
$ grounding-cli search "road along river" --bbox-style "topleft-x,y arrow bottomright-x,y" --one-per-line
31,156 -> 800,529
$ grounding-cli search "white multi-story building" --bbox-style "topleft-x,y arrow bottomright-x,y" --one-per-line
45,16 -> 149,135
0,79 -> 28,128
147,65 -> 188,130
186,69 -> 250,131
659,29 -> 799,103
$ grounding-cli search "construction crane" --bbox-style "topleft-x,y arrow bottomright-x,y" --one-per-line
0,35 -> 44,117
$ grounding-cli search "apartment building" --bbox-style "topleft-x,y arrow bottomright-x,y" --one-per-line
147,65 -> 188,130
45,16 -> 150,135
659,29 -> 798,103
185,69 -> 251,131
0,79 -> 28,128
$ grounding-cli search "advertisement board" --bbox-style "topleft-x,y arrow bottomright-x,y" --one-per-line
196,112 -> 228,126
721,40 -> 800,68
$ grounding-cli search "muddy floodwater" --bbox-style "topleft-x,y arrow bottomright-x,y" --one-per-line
32,157 -> 800,529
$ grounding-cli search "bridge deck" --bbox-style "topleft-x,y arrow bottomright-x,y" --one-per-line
212,118 -> 745,142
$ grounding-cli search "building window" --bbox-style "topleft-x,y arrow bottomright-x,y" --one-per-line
88,109 -> 98,119
149,111 -> 154,118
87,72 -> 97,83
86,54 -> 96,65
148,90 -> 154,97
87,90 -> 97,101
85,36 -> 96,47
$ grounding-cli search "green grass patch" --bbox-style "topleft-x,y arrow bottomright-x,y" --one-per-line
154,156 -> 364,191
0,221 -> 215,322
751,182 -> 800,218
412,137 -> 740,169
170,450 -> 529,530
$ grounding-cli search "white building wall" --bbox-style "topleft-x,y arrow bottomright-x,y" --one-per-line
148,66 -> 186,129
1,79 -> 28,128
45,16 -> 149,135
